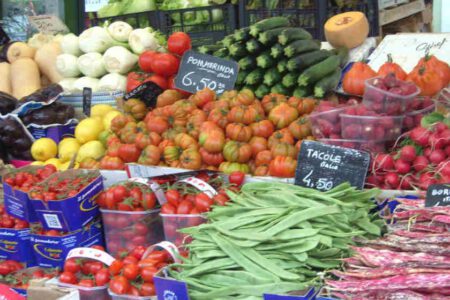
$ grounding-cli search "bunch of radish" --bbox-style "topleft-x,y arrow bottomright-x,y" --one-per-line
366,115 -> 450,190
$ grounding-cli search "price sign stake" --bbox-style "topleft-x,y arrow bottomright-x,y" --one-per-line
175,50 -> 238,95
295,141 -> 370,191
82,88 -> 92,117
426,184 -> 450,207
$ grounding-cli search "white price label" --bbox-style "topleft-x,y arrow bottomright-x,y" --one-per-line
28,15 -> 69,35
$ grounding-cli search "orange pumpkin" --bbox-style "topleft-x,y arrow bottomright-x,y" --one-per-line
407,66 -> 443,97
416,54 -> 450,87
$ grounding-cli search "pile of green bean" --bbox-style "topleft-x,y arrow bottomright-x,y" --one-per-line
169,182 -> 384,299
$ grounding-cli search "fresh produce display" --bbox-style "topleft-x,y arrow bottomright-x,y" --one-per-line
326,199 -> 450,299
58,245 -> 110,287
85,88 -> 315,177
169,182 -> 383,298
0,260 -> 24,276
28,170 -> 98,201
0,266 -> 59,290
366,113 -> 449,190
55,22 -> 166,93
343,54 -> 450,97
3,164 -> 57,193
108,246 -> 175,297
199,17 -> 345,98
0,115 -> 34,160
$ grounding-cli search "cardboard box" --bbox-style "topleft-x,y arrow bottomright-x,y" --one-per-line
0,228 -> 35,266
30,220 -> 104,269
29,170 -> 103,232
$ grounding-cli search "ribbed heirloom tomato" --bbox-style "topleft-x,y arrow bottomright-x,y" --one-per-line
226,123 -> 252,142
268,103 -> 299,129
250,120 -> 274,138
223,141 -> 252,163
198,129 -> 225,153
269,156 -> 297,178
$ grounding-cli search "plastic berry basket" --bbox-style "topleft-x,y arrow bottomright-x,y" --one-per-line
403,103 -> 435,131
340,113 -> 404,141
160,213 -> 207,246
362,77 -> 420,116
319,138 -> 388,153
55,280 -> 109,300
309,106 -> 350,139
108,289 -> 156,300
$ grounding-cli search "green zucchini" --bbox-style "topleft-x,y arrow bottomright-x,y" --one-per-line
258,27 -> 288,45
222,35 -> 236,48
287,50 -> 332,72
270,44 -> 284,59
245,69 -> 264,85
277,59 -> 288,73
249,17 -> 290,37
228,42 -> 247,58
298,55 -> 340,86
278,28 -> 313,45
256,51 -> 276,69
284,40 -> 320,57
238,57 -> 256,71
234,27 -> 251,42
271,83 -> 290,95
236,70 -> 249,86
293,86 -> 313,98
197,44 -> 223,55
246,39 -> 264,54
314,68 -> 341,98
213,48 -> 229,58
263,68 -> 282,87
255,84 -> 270,99
282,73 -> 298,88
332,47 -> 349,67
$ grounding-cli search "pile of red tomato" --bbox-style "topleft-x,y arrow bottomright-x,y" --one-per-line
0,204 -> 29,229
126,32 -> 192,94
3,164 -> 57,192
96,182 -> 157,211
0,260 -> 24,276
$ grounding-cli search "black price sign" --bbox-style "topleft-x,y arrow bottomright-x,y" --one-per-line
82,88 -> 92,117
175,50 -> 238,95
295,141 -> 370,191
426,184 -> 450,207
124,81 -> 163,109
0,26 -> 10,47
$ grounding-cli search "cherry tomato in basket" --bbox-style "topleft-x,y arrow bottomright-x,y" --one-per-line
213,194 -> 229,206
109,260 -> 124,276
89,261 -> 104,275
146,250 -> 168,263
195,193 -> 214,213
113,185 -> 129,203
0,264 -> 11,276
130,245 -> 146,260
140,282 -> 156,296
142,192 -> 157,210
59,271 -> 77,284
94,268 -> 110,286
177,200 -> 194,214
78,279 -> 95,287
229,171 -> 245,187
91,245 -> 105,251
110,275 -> 131,295
64,258 -> 80,273
140,266 -> 158,283
161,203 -> 176,214
168,32 -> 192,56
123,263 -> 140,280
165,189 -> 181,206
131,235 -> 147,247
133,223 -> 149,236
123,255 -> 139,266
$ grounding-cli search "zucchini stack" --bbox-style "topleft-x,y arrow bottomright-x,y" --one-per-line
198,17 -> 348,98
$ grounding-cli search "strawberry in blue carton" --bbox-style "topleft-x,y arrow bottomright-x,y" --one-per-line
30,219 -> 105,269
0,204 -> 35,266
2,165 -> 57,222
28,169 -> 103,232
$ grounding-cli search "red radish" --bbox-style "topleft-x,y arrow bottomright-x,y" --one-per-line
435,122 -> 448,133
418,172 -> 437,190
424,147 -> 432,158
429,133 -> 446,149
400,145 -> 417,162
395,159 -> 411,174
429,149 -> 447,165
436,161 -> 450,177
373,154 -> 395,171
384,172 -> 400,188
409,126 -> 431,147
400,174 -> 415,190
438,129 -> 450,144
445,145 -> 450,156
366,175 -> 380,186
413,155 -> 429,172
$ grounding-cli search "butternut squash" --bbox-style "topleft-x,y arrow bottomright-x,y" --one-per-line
0,62 -> 12,94
34,42 -> 63,83
6,42 -> 36,63
11,58 -> 41,99
324,11 -> 369,49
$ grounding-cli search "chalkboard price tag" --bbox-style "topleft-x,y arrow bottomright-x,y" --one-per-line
426,184 -> 450,207
124,81 -> 163,109
295,141 -> 370,191
82,88 -> 92,117
175,50 -> 238,95
28,15 -> 70,35
0,26 -> 10,47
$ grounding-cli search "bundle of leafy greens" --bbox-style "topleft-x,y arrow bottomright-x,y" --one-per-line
97,0 -> 157,18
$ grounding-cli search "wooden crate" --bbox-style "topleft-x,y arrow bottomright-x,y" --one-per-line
379,0 -> 410,10
379,0 -> 426,25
